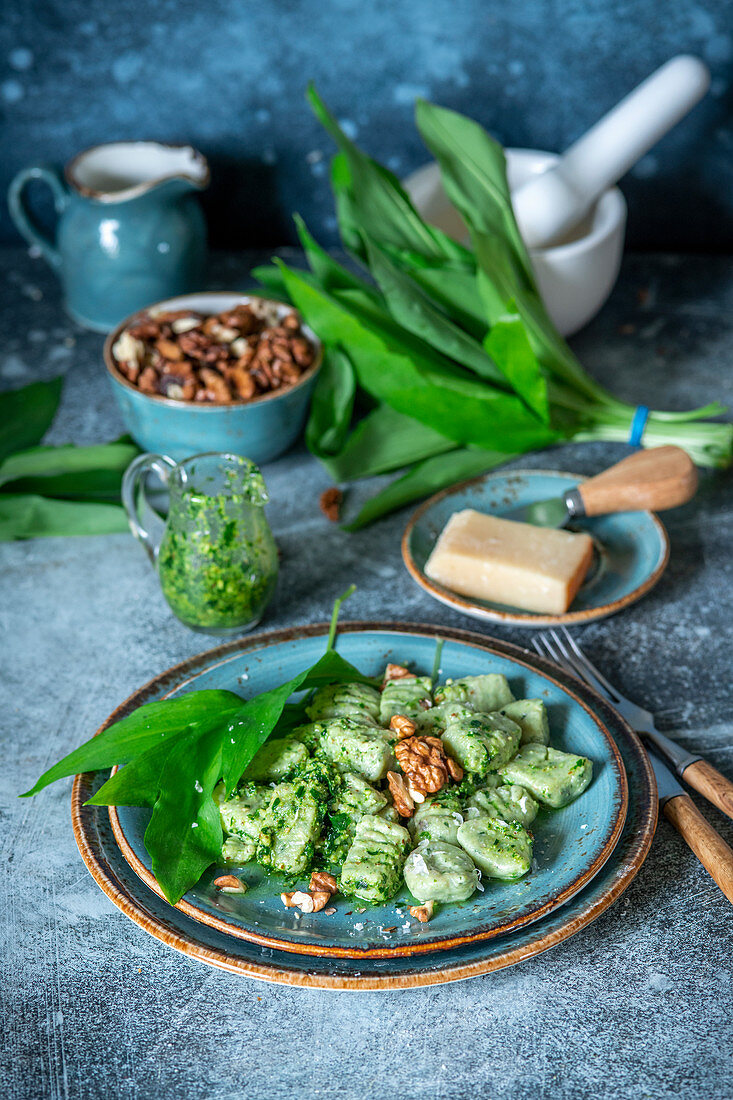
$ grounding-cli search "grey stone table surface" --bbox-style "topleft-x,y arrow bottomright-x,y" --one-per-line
1,248 -> 732,1100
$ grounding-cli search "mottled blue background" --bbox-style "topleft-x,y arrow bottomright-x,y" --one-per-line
2,0 -> 733,250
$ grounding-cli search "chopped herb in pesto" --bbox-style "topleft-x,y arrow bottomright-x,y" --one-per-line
157,457 -> 278,633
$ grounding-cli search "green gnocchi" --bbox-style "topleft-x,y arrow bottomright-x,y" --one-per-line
434,673 -> 514,713
379,675 -> 433,724
468,781 -> 539,829
500,744 -> 593,808
340,816 -> 411,903
441,711 -> 521,777
403,842 -> 480,902
216,659 -> 594,917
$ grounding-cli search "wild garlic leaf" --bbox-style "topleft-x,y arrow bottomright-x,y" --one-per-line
21,690 -> 245,797
0,441 -> 138,488
145,723 -> 225,904
414,100 -> 609,405
364,237 -> 508,387
318,403 -> 454,482
377,246 -> 486,339
248,264 -> 290,301
85,728 -> 194,808
0,376 -> 63,463
0,494 -> 130,541
414,99 -> 534,289
344,446 -> 512,530
2,467 -> 130,503
308,84 -> 467,265
473,233 -> 607,404
483,304 -> 551,423
278,263 -> 558,454
330,153 -> 367,258
305,345 -> 357,459
294,214 -> 380,301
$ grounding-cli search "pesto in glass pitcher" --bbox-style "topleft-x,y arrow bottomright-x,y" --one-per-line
122,451 -> 278,634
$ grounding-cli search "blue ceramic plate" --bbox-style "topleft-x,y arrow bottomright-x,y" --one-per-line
72,624 -> 656,988
98,624 -> 626,960
402,470 -> 670,627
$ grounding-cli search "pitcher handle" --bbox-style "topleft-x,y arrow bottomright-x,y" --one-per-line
121,453 -> 177,564
8,165 -> 70,270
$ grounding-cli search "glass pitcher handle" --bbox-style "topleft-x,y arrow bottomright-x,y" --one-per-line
121,453 -> 177,564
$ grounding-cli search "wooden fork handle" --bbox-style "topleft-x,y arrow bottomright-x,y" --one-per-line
681,759 -> 733,822
663,794 -> 733,903
577,446 -> 698,516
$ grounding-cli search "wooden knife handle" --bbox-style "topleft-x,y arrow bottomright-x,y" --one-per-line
663,794 -> 733,903
681,759 -> 733,822
577,446 -> 698,516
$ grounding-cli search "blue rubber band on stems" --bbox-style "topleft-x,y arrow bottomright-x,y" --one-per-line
628,405 -> 650,447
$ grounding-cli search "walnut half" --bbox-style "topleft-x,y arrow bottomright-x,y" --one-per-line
389,713 -> 417,740
387,770 -> 415,818
395,736 -> 463,796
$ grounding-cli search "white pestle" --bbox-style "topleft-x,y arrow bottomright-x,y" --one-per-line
512,55 -> 710,250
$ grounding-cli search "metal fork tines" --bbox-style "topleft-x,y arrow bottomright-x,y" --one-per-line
532,627 -> 701,775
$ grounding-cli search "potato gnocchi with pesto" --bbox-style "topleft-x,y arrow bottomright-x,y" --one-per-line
216,667 -> 593,916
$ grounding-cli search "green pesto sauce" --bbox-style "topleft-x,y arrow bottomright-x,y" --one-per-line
157,489 -> 278,631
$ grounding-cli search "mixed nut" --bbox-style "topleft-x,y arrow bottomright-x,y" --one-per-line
111,301 -> 317,404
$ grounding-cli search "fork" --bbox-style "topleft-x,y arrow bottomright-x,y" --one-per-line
534,627 -> 733,821
533,627 -> 733,903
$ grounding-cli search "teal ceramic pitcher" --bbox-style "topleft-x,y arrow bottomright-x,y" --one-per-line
8,142 -> 210,332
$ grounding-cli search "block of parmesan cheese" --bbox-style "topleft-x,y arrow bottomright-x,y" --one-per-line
424,509 -> 593,615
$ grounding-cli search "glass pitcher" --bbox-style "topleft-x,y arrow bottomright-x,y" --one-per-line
122,452 -> 278,635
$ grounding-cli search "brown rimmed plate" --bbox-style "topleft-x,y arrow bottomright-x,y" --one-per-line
71,624 -> 650,982
402,470 -> 670,627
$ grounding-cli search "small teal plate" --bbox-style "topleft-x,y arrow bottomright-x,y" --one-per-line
101,624 -> 627,960
402,469 -> 670,627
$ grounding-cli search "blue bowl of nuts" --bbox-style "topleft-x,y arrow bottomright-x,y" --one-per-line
104,292 -> 322,464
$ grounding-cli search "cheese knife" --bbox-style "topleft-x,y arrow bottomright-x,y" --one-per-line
501,446 -> 698,527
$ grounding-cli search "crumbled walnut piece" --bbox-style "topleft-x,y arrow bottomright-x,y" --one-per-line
127,319 -> 162,341
390,714 -> 417,740
227,366 -> 256,400
199,367 -> 232,403
213,875 -> 247,894
137,366 -> 159,394
171,315 -> 201,334
155,337 -> 183,361
151,308 -> 198,323
409,900 -> 435,923
290,336 -> 314,367
319,487 -> 343,522
112,330 -> 145,366
310,871 -> 338,896
446,755 -> 464,782
387,770 -> 415,818
282,879 -> 334,914
395,735 -> 463,795
281,890 -> 316,912
384,664 -> 416,682
324,907 -> 336,916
